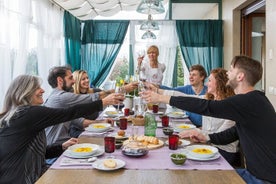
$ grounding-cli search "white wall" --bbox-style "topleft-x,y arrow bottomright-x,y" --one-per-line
222,0 -> 276,109
265,0 -> 276,108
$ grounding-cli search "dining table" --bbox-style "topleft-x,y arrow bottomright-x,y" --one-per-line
36,108 -> 246,184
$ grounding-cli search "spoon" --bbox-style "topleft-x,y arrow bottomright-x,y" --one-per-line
87,157 -> 97,162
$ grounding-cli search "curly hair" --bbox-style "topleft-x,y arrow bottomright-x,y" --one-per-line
205,68 -> 235,100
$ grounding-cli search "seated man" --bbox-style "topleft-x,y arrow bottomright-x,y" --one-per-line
157,64 -> 207,127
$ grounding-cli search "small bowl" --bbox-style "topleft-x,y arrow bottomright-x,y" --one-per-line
163,127 -> 174,136
170,153 -> 187,165
115,140 -> 123,149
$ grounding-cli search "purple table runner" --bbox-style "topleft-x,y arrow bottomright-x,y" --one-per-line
51,144 -> 233,170
52,113 -> 233,170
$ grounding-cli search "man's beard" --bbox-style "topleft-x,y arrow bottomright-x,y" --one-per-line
226,79 -> 237,90
62,80 -> 73,92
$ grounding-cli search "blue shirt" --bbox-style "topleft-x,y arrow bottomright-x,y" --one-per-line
160,84 -> 207,127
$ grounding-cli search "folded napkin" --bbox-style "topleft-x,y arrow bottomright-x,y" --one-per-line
59,158 -> 93,166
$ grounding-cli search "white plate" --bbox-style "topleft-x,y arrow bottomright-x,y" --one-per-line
67,143 -> 99,157
180,148 -> 220,161
110,132 -> 130,140
147,110 -> 164,115
186,152 -> 220,161
167,112 -> 189,119
86,123 -> 111,133
167,111 -> 184,118
186,145 -> 218,159
174,123 -> 196,132
92,159 -> 126,171
105,111 -> 119,117
64,146 -> 104,159
165,139 -> 191,147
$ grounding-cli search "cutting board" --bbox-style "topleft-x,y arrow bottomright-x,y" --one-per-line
123,139 -> 164,150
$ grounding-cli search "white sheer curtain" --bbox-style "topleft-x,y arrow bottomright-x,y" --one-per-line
130,20 -> 178,86
0,0 -> 65,107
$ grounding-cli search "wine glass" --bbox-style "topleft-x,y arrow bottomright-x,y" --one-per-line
137,49 -> 145,59
115,85 -> 126,114
104,135 -> 115,158
124,75 -> 130,85
139,72 -> 147,82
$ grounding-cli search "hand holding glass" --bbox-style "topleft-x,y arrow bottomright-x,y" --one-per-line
115,86 -> 126,113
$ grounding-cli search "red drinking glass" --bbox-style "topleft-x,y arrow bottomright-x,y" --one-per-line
124,108 -> 130,116
119,117 -> 128,130
104,136 -> 115,157
168,134 -> 179,150
161,115 -> 169,127
152,104 -> 159,113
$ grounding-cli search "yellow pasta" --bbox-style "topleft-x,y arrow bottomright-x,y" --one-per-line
192,148 -> 213,154
178,125 -> 190,129
93,125 -> 106,129
73,147 -> 92,153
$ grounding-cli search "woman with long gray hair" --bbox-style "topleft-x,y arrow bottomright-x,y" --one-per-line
0,75 -> 124,184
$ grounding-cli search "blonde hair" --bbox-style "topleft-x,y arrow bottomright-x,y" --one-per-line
0,75 -> 41,127
72,70 -> 93,94
147,45 -> 159,56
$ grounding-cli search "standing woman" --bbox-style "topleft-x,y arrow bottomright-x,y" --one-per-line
0,75 -> 123,184
137,45 -> 166,85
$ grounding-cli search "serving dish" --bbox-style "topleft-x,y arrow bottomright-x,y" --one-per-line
121,141 -> 149,157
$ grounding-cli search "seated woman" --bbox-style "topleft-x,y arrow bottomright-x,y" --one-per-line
70,70 -> 139,137
148,68 -> 240,166
0,74 -> 124,184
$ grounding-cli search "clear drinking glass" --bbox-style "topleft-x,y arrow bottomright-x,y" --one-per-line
137,49 -> 145,58
115,85 -> 126,114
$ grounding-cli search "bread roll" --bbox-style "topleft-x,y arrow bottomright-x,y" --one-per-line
132,135 -> 159,145
117,130 -> 125,136
103,159 -> 117,168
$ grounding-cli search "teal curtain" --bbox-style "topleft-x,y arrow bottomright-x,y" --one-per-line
129,45 -> 134,75
63,11 -> 81,71
81,20 -> 129,87
176,20 -> 223,75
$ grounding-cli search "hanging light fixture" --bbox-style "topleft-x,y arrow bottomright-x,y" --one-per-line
141,30 -> 157,39
140,14 -> 159,30
136,0 -> 165,14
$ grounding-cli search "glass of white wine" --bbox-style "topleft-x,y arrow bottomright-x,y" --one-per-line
115,85 -> 126,114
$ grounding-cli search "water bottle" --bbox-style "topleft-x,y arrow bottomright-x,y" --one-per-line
144,112 -> 157,137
